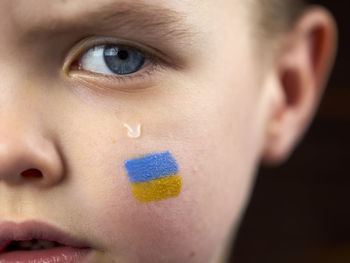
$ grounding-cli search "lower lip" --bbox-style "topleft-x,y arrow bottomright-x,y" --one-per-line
0,246 -> 91,263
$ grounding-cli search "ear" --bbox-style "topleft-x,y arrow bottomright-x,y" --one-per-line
261,6 -> 338,165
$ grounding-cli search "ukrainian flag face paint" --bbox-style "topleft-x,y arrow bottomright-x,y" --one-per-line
124,151 -> 182,202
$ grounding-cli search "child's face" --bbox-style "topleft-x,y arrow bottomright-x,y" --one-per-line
0,0 -> 270,262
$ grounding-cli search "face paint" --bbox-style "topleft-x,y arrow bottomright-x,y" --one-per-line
124,151 -> 182,202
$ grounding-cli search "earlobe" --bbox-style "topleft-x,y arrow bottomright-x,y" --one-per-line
261,6 -> 338,165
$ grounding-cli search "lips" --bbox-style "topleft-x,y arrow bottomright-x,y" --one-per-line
0,220 -> 91,263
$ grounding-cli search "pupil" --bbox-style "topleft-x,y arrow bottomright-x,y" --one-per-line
118,50 -> 129,60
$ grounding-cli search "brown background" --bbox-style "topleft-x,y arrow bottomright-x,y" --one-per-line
230,1 -> 350,262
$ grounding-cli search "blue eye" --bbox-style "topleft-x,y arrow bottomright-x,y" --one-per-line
79,44 -> 148,76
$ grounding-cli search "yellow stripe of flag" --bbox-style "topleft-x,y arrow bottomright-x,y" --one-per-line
131,175 -> 182,202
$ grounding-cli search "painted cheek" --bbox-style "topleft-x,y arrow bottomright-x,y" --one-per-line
124,151 -> 182,202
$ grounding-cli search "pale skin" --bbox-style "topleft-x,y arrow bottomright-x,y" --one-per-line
0,0 -> 337,262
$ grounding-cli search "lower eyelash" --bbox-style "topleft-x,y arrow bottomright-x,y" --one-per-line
73,59 -> 165,84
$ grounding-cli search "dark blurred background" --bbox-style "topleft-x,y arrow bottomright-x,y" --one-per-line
231,1 -> 349,262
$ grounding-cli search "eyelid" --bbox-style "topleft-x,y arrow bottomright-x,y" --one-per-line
62,36 -> 174,75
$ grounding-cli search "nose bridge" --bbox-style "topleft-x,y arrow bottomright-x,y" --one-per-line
0,59 -> 39,111
0,73 -> 43,128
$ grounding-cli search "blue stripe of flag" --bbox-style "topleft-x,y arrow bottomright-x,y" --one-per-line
125,151 -> 179,183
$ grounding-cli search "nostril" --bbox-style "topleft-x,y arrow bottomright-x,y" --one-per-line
20,168 -> 43,179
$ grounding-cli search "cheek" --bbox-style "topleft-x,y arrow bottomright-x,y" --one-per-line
93,140 -> 257,263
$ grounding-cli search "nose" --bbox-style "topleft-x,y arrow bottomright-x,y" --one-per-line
0,116 -> 64,187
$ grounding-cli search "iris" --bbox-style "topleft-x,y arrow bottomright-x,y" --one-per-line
103,45 -> 146,75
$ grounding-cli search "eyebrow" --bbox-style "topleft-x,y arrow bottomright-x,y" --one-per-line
88,1 -> 198,42
32,1 -> 199,46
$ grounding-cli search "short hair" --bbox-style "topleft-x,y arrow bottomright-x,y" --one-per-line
252,0 -> 307,39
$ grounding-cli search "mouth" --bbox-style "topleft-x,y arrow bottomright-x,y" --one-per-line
0,220 -> 91,263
